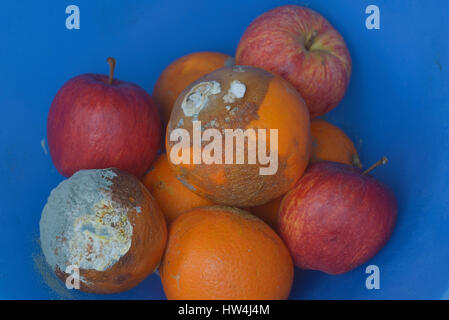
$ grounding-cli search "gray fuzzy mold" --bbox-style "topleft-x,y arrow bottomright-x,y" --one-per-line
39,169 -> 133,274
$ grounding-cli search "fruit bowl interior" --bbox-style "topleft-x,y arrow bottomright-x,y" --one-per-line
0,0 -> 448,299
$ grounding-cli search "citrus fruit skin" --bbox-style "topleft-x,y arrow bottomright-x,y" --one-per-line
160,206 -> 294,300
142,154 -> 214,224
311,119 -> 361,167
153,51 -> 233,127
166,65 -> 311,207
40,168 -> 167,294
247,195 -> 283,230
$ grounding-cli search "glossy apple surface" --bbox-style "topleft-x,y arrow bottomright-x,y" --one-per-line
236,5 -> 352,118
47,67 -> 161,178
279,161 -> 397,274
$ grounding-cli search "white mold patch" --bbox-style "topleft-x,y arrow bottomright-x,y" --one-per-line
39,169 -> 133,273
67,199 -> 132,271
233,66 -> 246,72
181,81 -> 221,117
223,80 -> 246,103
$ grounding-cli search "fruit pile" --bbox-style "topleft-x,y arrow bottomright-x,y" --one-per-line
39,5 -> 397,299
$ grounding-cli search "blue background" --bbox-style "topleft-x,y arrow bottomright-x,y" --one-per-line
0,0 -> 448,299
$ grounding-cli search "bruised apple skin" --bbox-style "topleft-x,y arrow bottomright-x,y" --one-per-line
279,161 -> 397,275
39,168 -> 167,294
166,65 -> 311,207
47,58 -> 161,178
236,5 -> 352,118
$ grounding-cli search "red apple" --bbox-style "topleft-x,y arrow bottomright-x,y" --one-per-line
236,5 -> 352,118
47,58 -> 161,178
279,159 -> 397,275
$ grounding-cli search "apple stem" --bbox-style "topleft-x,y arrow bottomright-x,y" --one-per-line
107,57 -> 116,85
362,156 -> 388,175
305,30 -> 318,50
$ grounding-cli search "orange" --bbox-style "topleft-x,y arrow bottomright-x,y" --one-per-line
153,51 -> 233,127
40,168 -> 167,294
159,206 -> 294,300
166,65 -> 311,207
310,119 -> 361,167
142,154 -> 214,224
247,196 -> 283,230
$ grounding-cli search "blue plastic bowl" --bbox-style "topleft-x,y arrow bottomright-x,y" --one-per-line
0,0 -> 448,299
